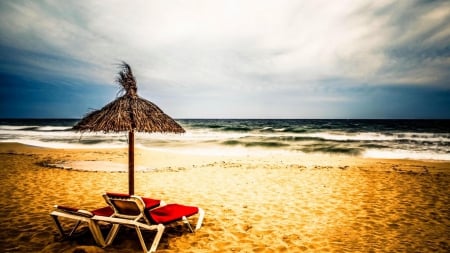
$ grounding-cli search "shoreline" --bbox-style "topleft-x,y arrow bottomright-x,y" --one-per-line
2,141 -> 450,167
0,142 -> 449,252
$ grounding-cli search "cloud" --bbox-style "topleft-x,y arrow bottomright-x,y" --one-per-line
371,1 -> 450,85
0,0 -> 449,118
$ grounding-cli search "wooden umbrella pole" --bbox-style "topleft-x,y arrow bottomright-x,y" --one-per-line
128,130 -> 135,195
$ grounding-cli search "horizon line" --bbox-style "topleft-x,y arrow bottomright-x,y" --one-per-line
1,117 -> 450,120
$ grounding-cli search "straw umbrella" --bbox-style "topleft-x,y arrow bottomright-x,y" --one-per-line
73,62 -> 185,194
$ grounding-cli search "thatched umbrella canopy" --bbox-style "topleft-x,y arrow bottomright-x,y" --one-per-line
73,62 -> 184,194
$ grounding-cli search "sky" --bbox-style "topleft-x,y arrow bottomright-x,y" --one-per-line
0,0 -> 449,119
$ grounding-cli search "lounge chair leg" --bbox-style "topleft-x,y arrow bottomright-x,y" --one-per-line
105,224 -> 121,246
88,221 -> 106,247
51,215 -> 84,238
51,215 -> 66,238
150,224 -> 165,253
134,224 -> 165,253
195,208 -> 205,231
69,220 -> 82,237
182,216 -> 194,233
135,225 -> 147,253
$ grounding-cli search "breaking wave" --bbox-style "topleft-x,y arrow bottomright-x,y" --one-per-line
1,118 -> 449,161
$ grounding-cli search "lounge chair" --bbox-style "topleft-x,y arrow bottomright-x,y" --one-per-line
95,193 -> 205,253
50,205 -> 113,246
50,194 -> 162,247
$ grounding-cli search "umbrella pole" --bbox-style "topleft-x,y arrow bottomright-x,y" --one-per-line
129,130 -> 134,195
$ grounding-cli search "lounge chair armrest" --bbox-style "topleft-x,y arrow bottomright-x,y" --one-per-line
54,205 -> 94,218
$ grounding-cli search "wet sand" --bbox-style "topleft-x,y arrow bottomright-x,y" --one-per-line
0,142 -> 449,252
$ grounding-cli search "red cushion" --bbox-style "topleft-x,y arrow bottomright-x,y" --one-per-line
91,206 -> 114,217
149,204 -> 198,224
57,205 -> 79,212
142,197 -> 161,210
56,205 -> 99,218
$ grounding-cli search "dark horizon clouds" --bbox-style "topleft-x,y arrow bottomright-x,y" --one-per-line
0,0 -> 449,119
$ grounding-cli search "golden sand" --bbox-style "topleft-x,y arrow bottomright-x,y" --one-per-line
0,142 -> 449,252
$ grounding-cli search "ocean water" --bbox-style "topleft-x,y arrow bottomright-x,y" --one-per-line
0,119 -> 449,161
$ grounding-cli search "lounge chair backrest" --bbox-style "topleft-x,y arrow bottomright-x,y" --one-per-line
103,193 -> 149,223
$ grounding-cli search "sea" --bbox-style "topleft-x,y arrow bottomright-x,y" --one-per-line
0,119 -> 449,161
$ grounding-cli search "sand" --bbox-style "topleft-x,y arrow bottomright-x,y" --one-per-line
0,142 -> 449,252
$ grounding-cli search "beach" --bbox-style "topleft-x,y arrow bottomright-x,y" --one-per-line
0,142 -> 449,252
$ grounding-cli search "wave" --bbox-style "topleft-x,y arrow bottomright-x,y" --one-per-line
279,132 -> 450,143
0,125 -> 40,131
363,149 -> 450,161
286,128 -> 309,133
1,119 -> 449,161
191,124 -> 223,129
259,127 -> 290,132
36,126 -> 73,131
222,140 -> 289,148
222,126 -> 252,132
0,126 -> 73,133
299,146 -> 363,156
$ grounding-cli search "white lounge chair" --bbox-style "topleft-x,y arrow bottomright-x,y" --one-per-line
50,193 -> 162,247
50,205 -> 113,246
96,193 -> 205,253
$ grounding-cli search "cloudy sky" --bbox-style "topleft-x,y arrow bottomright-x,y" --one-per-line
0,0 -> 449,119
